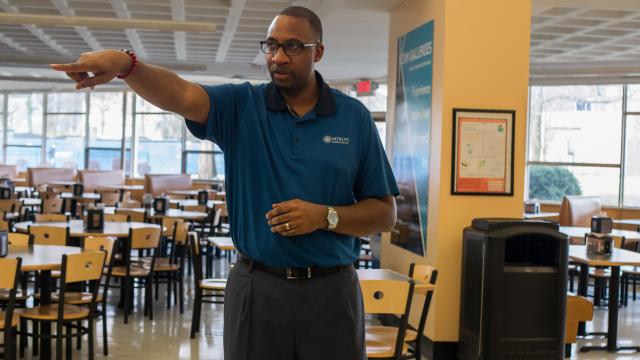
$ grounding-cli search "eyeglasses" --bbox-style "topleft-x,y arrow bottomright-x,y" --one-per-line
260,39 -> 319,56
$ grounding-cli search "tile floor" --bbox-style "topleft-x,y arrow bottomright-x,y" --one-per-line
14,258 -> 640,359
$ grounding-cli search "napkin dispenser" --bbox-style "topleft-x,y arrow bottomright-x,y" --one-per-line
0,231 -> 7,257
586,234 -> 613,256
153,196 -> 168,214
0,186 -> 12,200
591,216 -> 613,235
86,208 -> 105,231
524,201 -> 540,214
72,183 -> 84,196
197,190 -> 208,205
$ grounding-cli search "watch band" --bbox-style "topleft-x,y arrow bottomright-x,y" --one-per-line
327,206 -> 338,230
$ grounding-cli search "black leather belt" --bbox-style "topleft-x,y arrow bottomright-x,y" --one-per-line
237,253 -> 351,280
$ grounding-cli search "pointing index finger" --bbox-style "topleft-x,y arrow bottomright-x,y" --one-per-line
49,62 -> 91,73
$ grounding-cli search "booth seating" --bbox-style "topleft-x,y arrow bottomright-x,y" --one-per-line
27,167 -> 75,188
145,174 -> 192,197
559,196 -> 605,227
0,165 -> 18,180
79,169 -> 125,192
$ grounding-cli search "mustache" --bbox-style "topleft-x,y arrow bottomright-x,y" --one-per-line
269,66 -> 292,75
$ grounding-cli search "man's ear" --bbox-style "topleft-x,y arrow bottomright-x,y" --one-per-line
314,43 -> 324,63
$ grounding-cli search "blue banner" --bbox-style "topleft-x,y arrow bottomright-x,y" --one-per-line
391,21 -> 433,256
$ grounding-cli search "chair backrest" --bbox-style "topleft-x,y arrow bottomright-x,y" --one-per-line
29,225 -> 69,246
79,169 -> 124,192
559,196 -> 604,227
0,257 -> 20,290
28,167 -> 74,187
63,251 -> 106,283
361,279 -> 415,315
84,236 -> 116,264
115,208 -> 146,223
162,217 -> 183,237
35,213 -> 69,222
117,200 -> 142,208
173,221 -> 189,245
41,196 -> 63,214
182,204 -> 207,212
145,174 -> 192,196
0,165 -> 18,180
96,189 -> 120,206
105,213 -> 129,222
8,232 -> 31,246
565,294 -> 593,344
0,199 -> 20,213
129,227 -> 161,250
188,231 -> 203,281
408,263 -> 438,356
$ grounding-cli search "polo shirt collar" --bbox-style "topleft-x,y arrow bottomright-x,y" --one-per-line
265,71 -> 336,116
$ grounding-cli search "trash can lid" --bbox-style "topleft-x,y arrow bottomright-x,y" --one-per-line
471,218 -> 559,232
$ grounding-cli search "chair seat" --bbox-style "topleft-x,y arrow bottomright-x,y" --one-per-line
622,266 -> 640,275
154,262 -> 180,272
590,268 -> 610,278
365,338 -> 409,358
51,292 -> 103,305
0,289 -> 30,301
21,304 -> 89,321
366,325 -> 418,343
111,265 -> 151,277
200,279 -> 226,290
0,311 -> 19,327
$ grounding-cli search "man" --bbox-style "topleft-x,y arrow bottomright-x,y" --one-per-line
51,6 -> 398,360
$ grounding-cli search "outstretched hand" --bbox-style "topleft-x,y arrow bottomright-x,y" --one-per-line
49,49 -> 132,90
266,199 -> 328,236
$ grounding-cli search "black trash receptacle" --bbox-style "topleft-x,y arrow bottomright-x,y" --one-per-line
458,218 -> 568,360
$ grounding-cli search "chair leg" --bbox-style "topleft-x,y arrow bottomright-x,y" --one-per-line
5,326 -> 16,360
123,276 -> 130,324
179,275 -> 184,314
32,321 -> 39,356
88,318 -> 95,360
190,290 -> 201,339
148,277 -> 154,321
155,275 -> 160,301
19,318 -> 26,358
56,320 -> 64,360
65,323 -> 72,360
166,275 -> 172,310
565,343 -> 572,358
76,320 -> 82,350
102,308 -> 109,356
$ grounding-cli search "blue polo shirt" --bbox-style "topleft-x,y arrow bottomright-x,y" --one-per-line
185,71 -> 399,268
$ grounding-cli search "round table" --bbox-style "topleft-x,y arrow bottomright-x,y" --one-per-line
6,244 -> 82,359
14,220 -> 161,237
105,207 -> 207,221
169,199 -> 225,208
20,197 -> 42,207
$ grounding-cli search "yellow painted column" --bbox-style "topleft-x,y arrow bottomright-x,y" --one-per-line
383,0 -> 531,356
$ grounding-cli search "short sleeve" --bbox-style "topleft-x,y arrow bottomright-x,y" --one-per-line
353,109 -> 400,201
185,83 -> 240,151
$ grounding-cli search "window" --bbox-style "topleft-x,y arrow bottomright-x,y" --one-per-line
45,92 -> 86,169
185,129 -> 223,179
527,85 -> 623,206
133,96 -> 182,177
6,93 -> 43,170
88,92 -> 129,171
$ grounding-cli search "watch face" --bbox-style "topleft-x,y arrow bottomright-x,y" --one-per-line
328,211 -> 338,224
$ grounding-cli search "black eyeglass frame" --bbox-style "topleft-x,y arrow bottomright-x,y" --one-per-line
259,40 -> 320,56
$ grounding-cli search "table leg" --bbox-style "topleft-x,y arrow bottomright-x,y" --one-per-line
39,270 -> 52,360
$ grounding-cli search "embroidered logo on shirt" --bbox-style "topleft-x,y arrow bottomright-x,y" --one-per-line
322,135 -> 350,145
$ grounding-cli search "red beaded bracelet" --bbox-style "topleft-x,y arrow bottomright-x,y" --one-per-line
116,49 -> 138,79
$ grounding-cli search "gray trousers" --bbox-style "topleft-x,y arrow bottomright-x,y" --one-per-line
223,259 -> 366,360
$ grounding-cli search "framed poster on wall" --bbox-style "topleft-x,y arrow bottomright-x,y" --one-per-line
391,20 -> 434,256
451,108 -> 515,196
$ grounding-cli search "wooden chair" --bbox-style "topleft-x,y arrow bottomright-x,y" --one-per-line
362,278 -> 416,359
181,204 -> 207,213
189,231 -> 226,339
114,209 -> 146,223
95,189 -> 119,207
116,200 -> 141,208
0,257 -> 21,360
28,225 -> 70,246
35,214 -> 69,223
110,227 -> 161,324
19,251 -> 105,360
7,233 -> 30,247
3,235 -> 31,306
41,196 -> 63,214
50,237 -> 116,356
152,222 -> 189,313
104,214 -> 129,223
366,264 -> 437,359
0,199 -> 21,213
565,294 -> 593,357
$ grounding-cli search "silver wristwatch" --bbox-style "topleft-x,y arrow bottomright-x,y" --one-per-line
326,206 -> 338,230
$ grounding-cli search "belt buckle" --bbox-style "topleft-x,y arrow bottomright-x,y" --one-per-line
286,267 -> 311,280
